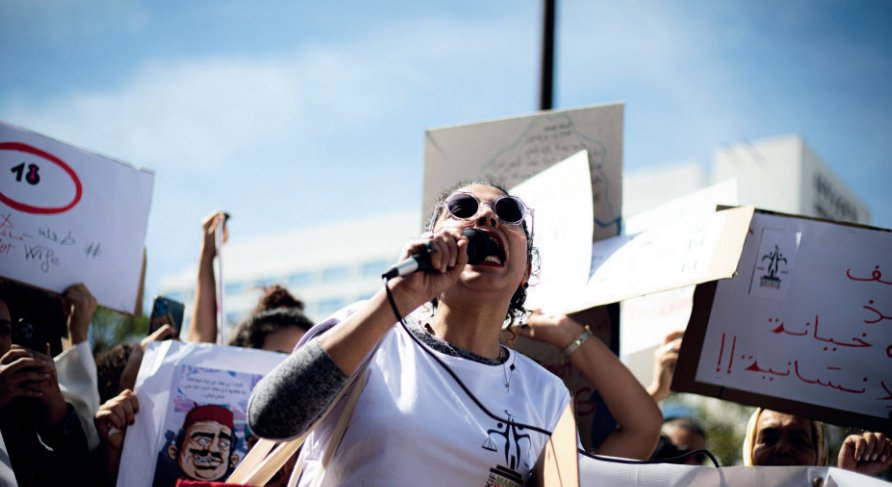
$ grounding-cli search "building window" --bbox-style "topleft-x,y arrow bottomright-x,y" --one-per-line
322,266 -> 351,283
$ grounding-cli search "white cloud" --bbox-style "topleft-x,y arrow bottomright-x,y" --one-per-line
2,15 -> 533,174
4,57 -> 301,171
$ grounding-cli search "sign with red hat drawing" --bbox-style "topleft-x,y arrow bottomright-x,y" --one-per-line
115,340 -> 286,487
150,365 -> 260,486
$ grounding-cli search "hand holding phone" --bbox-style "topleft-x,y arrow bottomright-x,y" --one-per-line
149,296 -> 185,336
13,319 -> 49,352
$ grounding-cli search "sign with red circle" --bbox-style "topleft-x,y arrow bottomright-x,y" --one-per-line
0,142 -> 83,214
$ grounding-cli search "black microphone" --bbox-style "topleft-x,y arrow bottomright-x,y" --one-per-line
382,228 -> 490,279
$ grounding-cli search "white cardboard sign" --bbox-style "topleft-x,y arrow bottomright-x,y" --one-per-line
688,211 -> 892,424
0,121 -> 153,313
510,150 -> 594,313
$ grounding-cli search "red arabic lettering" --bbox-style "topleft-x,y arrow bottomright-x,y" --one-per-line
716,333 -> 726,372
846,265 -> 892,285
863,300 -> 892,324
769,317 -> 807,336
769,315 -> 871,347
0,214 -> 19,255
727,335 -> 737,374
574,387 -> 596,416
0,230 -> 23,241
0,239 -> 14,255
812,315 -> 871,348
744,359 -> 790,377
877,381 -> 892,408
793,361 -> 867,394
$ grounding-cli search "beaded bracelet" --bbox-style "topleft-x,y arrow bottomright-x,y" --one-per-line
561,325 -> 592,359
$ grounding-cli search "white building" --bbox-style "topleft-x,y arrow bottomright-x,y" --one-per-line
159,133 -> 870,341
712,134 -> 868,224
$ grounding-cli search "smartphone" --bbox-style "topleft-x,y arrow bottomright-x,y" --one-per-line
148,296 -> 185,336
13,318 -> 50,352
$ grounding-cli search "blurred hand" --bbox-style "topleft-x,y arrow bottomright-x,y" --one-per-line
0,345 -> 53,410
119,324 -> 177,393
62,283 -> 97,345
838,432 -> 892,477
647,331 -> 684,404
94,389 -> 139,451
200,211 -> 228,259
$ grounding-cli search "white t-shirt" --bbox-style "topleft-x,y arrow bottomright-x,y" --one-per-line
298,316 -> 571,487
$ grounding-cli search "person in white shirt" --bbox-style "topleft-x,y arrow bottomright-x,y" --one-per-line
249,181 -> 661,486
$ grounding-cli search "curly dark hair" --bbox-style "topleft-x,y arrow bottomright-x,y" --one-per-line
249,285 -> 305,315
425,179 -> 539,327
227,307 -> 313,350
95,343 -> 136,404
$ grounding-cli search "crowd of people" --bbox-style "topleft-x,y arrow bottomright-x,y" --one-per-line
0,180 -> 889,486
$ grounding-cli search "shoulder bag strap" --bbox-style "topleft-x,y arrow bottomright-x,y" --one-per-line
230,344 -> 377,487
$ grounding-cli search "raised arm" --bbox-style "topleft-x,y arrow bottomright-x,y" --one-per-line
647,331 -> 685,404
187,211 -> 227,343
248,228 -> 470,439
515,312 -> 662,460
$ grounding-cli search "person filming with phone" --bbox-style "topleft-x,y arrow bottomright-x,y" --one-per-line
0,292 -> 97,487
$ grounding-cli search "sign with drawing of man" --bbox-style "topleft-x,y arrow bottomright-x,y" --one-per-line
158,405 -> 240,485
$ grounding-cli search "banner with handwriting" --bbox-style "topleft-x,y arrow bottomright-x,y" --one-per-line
423,103 -> 623,243
0,121 -> 153,313
693,212 -> 892,420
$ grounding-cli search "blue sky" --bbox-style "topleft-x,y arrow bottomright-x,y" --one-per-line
2,0 -> 890,306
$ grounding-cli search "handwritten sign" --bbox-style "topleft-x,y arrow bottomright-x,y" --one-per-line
423,103 -> 623,242
675,210 -> 892,432
0,121 -> 153,313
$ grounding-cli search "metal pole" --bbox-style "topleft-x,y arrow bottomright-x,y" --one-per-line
539,0 -> 556,111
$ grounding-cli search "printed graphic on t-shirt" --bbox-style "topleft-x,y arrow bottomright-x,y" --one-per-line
481,410 -> 530,486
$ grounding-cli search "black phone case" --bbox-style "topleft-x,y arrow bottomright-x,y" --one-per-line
149,296 -> 185,335
13,319 -> 49,352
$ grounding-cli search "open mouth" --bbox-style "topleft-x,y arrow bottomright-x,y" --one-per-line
481,231 -> 506,266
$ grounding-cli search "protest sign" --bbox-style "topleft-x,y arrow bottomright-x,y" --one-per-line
116,340 -> 286,487
513,305 -> 615,452
674,210 -> 892,432
0,121 -> 153,313
424,103 -> 623,242
547,204 -> 753,314
619,179 -> 739,372
510,150 -> 593,313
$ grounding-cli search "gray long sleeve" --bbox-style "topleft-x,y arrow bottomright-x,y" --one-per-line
247,332 -> 350,440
